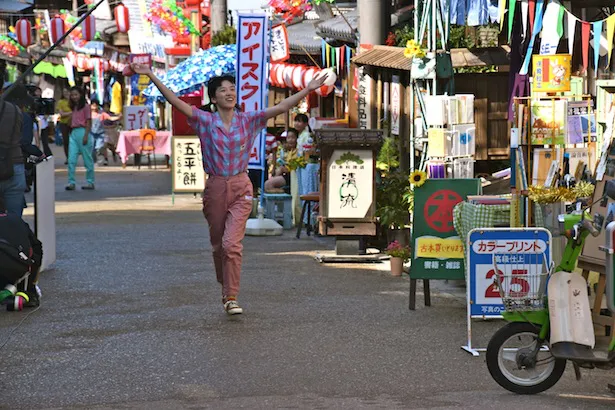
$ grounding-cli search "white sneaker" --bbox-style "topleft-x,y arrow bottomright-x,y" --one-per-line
224,300 -> 243,315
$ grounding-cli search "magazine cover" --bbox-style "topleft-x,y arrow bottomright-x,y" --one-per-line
530,100 -> 567,145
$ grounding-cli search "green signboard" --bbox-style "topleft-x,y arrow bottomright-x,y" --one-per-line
410,179 -> 481,280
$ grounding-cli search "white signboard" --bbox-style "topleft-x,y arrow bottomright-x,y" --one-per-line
390,75 -> 401,135
123,105 -> 149,130
237,12 -> 269,171
172,136 -> 206,192
35,157 -> 56,272
357,66 -> 372,130
270,24 -> 290,62
326,150 -> 373,219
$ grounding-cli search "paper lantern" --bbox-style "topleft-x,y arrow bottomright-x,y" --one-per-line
269,64 -> 279,87
315,84 -> 335,97
114,3 -> 130,33
50,15 -> 66,44
275,63 -> 285,88
283,65 -> 294,88
82,14 -> 96,41
291,65 -> 305,89
302,67 -> 318,89
15,19 -> 31,48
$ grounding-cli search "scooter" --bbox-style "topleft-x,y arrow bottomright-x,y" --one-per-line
485,180 -> 615,395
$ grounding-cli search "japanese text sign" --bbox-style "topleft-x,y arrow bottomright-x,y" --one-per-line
467,228 -> 551,317
326,150 -> 373,219
237,12 -> 269,171
123,105 -> 149,130
409,179 -> 481,281
172,136 -> 206,193
270,24 -> 290,63
129,53 -> 152,67
532,54 -> 571,93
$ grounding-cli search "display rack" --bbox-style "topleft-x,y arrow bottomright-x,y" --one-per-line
510,94 -> 595,228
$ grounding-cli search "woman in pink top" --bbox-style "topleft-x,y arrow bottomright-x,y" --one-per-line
66,86 -> 94,191
132,62 -> 327,315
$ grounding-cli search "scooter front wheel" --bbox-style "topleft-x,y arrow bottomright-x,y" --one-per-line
486,322 -> 566,394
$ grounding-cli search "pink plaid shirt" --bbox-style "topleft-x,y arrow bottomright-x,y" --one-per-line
188,106 -> 267,176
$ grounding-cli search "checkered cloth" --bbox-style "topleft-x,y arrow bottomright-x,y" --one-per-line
453,201 -> 545,275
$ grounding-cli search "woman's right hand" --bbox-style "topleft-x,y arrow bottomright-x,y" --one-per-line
131,63 -> 152,76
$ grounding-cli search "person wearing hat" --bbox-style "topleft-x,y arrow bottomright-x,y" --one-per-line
0,80 -> 27,217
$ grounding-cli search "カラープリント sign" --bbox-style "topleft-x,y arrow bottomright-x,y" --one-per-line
236,12 -> 268,171
467,228 -> 551,317
410,179 -> 481,281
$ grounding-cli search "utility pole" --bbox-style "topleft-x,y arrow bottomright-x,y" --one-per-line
357,0 -> 390,45
210,0 -> 227,34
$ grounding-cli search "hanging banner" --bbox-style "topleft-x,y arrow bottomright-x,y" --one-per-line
390,75 -> 400,135
270,24 -> 290,63
237,12 -> 269,171
531,54 -> 571,93
357,66 -> 372,130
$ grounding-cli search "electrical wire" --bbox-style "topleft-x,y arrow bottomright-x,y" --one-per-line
0,306 -> 41,352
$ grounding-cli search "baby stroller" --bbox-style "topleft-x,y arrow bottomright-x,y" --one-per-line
0,210 -> 42,311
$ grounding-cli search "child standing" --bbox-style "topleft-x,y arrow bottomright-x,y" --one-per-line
66,87 -> 94,191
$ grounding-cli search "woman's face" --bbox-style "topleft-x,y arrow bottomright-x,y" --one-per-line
212,80 -> 236,110
91,103 -> 99,112
285,132 -> 298,149
70,89 -> 81,103
63,89 -> 70,99
294,119 -> 307,132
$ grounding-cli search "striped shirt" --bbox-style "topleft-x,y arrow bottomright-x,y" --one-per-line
188,106 -> 267,176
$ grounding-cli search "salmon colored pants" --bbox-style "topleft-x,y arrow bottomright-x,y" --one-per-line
202,173 -> 253,298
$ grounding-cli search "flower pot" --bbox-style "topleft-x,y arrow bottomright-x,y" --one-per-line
390,256 -> 404,277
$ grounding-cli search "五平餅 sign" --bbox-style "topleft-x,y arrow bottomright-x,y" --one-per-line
410,179 -> 481,281
236,12 -> 268,171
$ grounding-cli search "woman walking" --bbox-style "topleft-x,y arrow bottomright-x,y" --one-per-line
132,63 -> 327,315
56,88 -> 72,164
65,86 -> 95,191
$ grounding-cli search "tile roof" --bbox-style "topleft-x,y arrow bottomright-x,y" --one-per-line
286,20 -> 323,55
316,9 -> 358,43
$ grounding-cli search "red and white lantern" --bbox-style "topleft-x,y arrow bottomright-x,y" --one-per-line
269,64 -> 279,87
302,67 -> 318,90
275,64 -> 285,88
82,14 -> 97,41
114,3 -> 130,33
15,19 -> 32,48
50,15 -> 66,44
315,83 -> 335,97
283,65 -> 294,88
291,65 -> 305,90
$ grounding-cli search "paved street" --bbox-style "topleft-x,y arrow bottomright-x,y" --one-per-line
1,148 -> 615,409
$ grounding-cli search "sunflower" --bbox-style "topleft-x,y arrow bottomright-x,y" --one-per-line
409,170 -> 428,187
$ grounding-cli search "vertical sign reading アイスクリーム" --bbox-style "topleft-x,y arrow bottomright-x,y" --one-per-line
410,179 -> 481,280
326,150 -> 373,219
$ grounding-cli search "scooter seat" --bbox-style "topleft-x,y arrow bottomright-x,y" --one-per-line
551,342 -> 615,363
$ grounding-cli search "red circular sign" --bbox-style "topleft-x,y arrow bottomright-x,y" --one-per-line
424,190 -> 462,233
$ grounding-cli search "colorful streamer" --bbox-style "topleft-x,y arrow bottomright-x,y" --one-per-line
593,20 -> 603,71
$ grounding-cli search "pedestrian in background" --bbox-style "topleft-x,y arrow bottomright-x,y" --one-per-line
0,81 -> 25,217
132,62 -> 328,315
65,86 -> 94,191
56,88 -> 72,164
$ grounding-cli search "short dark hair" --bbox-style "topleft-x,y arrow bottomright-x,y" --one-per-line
69,86 -> 86,111
294,114 -> 309,124
207,75 -> 235,103
285,128 -> 298,138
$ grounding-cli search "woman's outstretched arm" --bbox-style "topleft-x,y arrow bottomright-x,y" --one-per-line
264,72 -> 329,120
131,63 -> 192,118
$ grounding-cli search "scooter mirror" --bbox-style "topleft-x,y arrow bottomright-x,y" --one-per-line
606,179 -> 615,201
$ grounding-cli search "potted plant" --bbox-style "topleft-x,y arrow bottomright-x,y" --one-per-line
376,169 -> 412,245
385,240 -> 411,276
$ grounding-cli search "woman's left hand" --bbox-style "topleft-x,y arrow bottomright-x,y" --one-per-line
82,136 -> 88,146
306,71 -> 329,91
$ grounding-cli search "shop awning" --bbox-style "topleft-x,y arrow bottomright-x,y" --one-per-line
352,45 -> 511,71
32,61 -> 67,78
352,46 -> 412,71
0,1 -> 33,13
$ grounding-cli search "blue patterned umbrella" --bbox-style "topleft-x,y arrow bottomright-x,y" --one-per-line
142,45 -> 236,99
